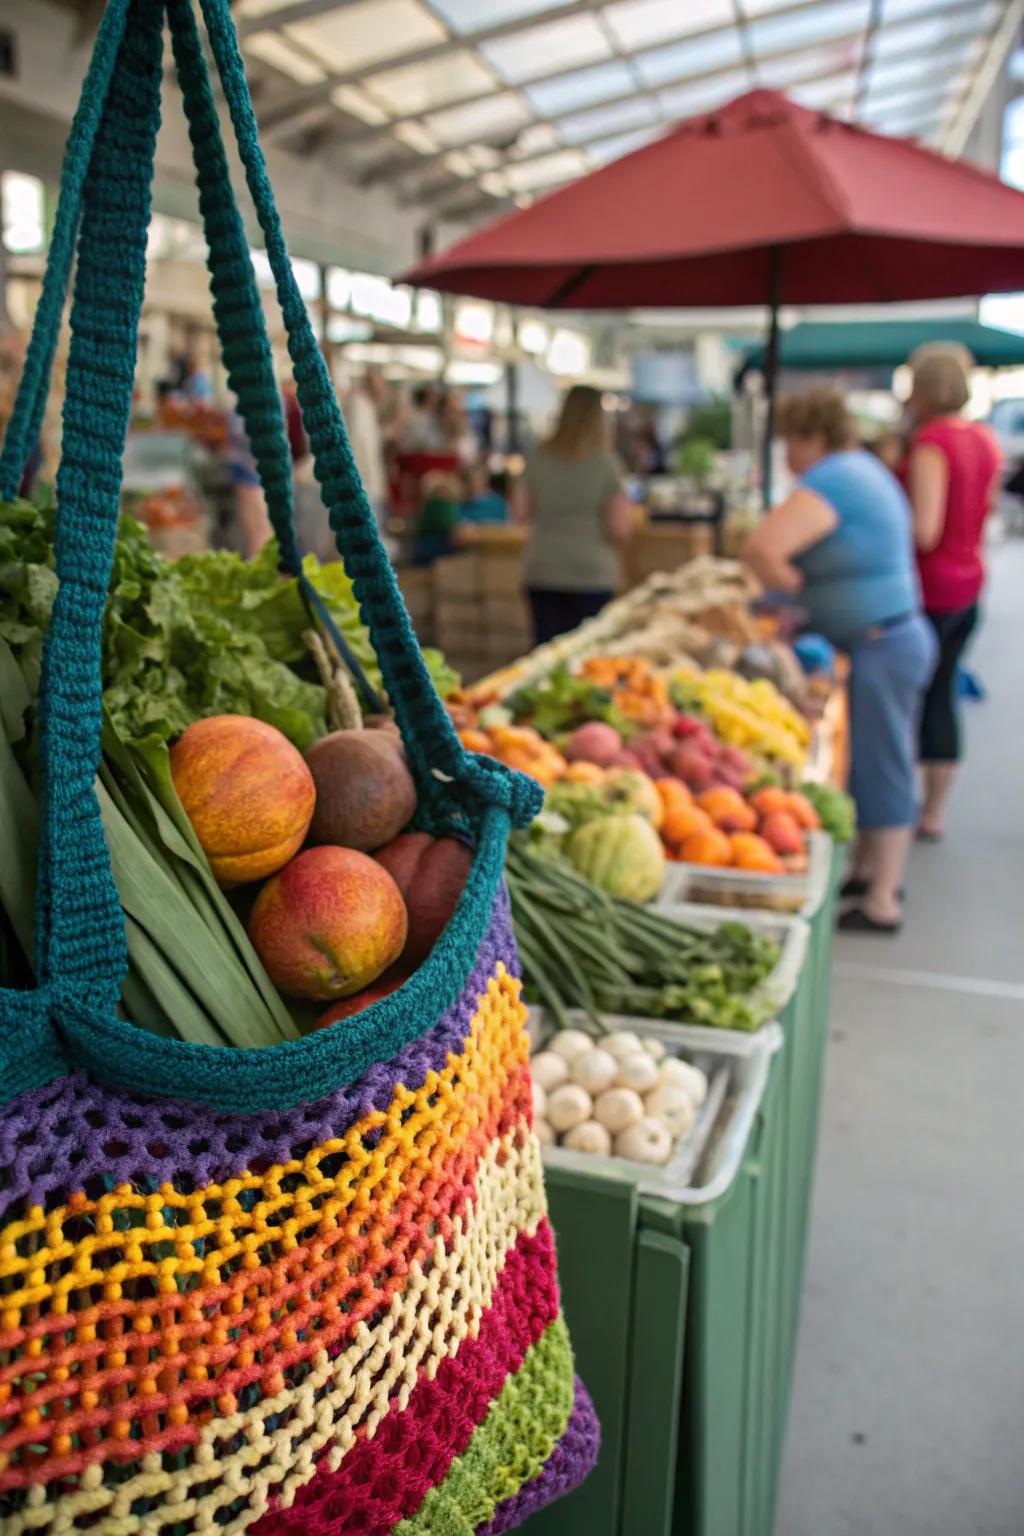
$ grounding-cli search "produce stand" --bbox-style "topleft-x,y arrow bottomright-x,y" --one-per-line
524,849 -> 840,1536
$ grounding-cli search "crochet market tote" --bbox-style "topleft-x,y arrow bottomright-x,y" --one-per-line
0,1 -> 598,1531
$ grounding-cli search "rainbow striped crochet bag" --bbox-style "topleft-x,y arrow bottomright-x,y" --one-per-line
0,1 -> 598,1530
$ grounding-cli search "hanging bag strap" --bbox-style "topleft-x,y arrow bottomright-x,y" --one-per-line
164,0 -> 382,711
21,0 -> 167,1008
1,0 -> 541,1022
0,0 -> 136,500
194,0 -> 541,833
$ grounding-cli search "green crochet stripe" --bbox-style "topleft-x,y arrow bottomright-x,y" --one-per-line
396,1315 -> 575,1536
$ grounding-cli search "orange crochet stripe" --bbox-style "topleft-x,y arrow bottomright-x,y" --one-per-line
0,966 -> 533,1487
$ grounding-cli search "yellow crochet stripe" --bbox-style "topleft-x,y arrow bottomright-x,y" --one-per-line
0,966 -> 528,1325
5,1131 -> 547,1536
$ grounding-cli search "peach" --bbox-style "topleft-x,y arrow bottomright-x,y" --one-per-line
170,715 -> 315,887
760,811 -> 805,858
313,967 -> 408,1029
249,846 -> 407,1001
374,832 -> 473,966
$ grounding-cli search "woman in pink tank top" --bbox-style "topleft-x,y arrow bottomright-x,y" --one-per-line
904,346 -> 1001,840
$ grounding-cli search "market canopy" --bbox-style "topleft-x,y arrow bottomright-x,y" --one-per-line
404,89 -> 1024,308
740,317 -> 1024,374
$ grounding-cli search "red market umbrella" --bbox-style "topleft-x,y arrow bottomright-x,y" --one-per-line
406,89 -> 1024,494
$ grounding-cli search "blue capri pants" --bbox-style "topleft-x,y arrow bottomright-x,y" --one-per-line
847,615 -> 938,830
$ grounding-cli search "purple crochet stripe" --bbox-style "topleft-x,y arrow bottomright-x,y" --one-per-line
0,892 -> 517,1213
478,1378 -> 600,1535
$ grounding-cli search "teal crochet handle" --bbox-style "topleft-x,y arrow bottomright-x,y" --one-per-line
0,0 -> 133,500
195,0 -> 542,833
25,0 -> 165,1007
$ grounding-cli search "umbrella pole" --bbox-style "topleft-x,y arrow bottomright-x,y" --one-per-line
762,245 -> 782,508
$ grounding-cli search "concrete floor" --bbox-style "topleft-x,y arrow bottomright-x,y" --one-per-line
775,540 -> 1024,1536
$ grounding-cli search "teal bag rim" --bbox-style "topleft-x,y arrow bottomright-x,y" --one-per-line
0,0 -> 541,1110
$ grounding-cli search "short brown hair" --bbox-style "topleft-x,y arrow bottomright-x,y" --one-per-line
909,343 -> 971,419
775,386 -> 856,450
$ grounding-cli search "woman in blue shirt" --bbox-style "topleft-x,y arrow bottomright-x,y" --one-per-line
744,387 -> 936,934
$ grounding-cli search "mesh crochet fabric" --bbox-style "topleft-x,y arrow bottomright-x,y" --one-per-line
0,0 -> 597,1529
0,900 -> 598,1532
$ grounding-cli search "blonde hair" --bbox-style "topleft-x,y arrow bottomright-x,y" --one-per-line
545,384 -> 606,460
909,343 -> 971,419
775,386 -> 856,451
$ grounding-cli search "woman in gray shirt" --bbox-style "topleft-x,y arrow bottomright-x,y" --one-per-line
514,385 -> 632,644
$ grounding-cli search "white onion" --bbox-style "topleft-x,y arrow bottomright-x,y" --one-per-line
658,1057 -> 708,1106
546,1083 -> 593,1133
570,1047 -> 618,1096
593,1087 -> 645,1134
548,1028 -> 594,1063
531,1051 -> 569,1092
641,1036 -> 667,1062
614,1052 -> 659,1094
615,1117 -> 673,1165
563,1120 -> 612,1156
602,1030 -> 644,1059
645,1084 -> 697,1138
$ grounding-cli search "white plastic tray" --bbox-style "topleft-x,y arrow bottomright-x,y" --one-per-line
649,901 -> 810,1023
530,1010 -> 781,1205
656,828 -> 832,919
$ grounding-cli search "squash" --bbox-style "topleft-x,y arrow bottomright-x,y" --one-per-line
566,812 -> 665,903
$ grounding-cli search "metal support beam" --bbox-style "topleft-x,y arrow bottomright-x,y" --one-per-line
943,0 -> 1023,156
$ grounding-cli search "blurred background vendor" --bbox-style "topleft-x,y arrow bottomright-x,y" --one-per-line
513,384 -> 632,645
743,386 -> 935,934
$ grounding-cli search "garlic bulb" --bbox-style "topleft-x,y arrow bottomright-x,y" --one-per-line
531,1051 -> 569,1092
640,1036 -> 667,1062
645,1084 -> 696,1138
570,1047 -> 618,1096
548,1028 -> 593,1063
615,1117 -> 673,1165
531,1080 -> 547,1120
593,1087 -> 645,1134
658,1057 -> 708,1106
614,1052 -> 659,1094
546,1083 -> 593,1134
563,1120 -> 612,1156
602,1030 -> 643,1059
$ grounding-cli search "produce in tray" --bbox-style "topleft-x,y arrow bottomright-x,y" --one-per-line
795,780 -> 856,842
672,667 -> 810,770
505,842 -> 781,1032
531,1028 -> 709,1166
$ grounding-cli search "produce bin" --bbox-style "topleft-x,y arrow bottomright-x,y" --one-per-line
524,849 -> 842,1536
658,828 -> 833,916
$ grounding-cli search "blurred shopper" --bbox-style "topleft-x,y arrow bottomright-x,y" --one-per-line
401,383 -> 445,451
903,345 -> 1001,840
514,385 -> 632,646
743,387 -> 935,934
460,462 -> 508,525
441,389 -> 478,465
345,370 -> 388,536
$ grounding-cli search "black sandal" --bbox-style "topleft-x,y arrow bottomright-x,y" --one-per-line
840,878 -> 905,900
837,906 -> 902,936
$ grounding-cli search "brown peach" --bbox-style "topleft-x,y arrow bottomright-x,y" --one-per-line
170,715 -> 315,887
248,846 -> 407,1001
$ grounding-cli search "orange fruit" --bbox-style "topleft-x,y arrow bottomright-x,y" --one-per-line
750,785 -> 790,818
459,728 -> 493,754
656,776 -> 693,811
661,803 -> 713,847
784,791 -> 821,830
696,785 -> 758,833
564,760 -> 606,785
730,832 -> 784,873
680,827 -> 733,867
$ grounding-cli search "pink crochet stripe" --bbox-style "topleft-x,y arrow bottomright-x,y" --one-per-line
253,1218 -> 559,1536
